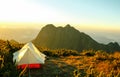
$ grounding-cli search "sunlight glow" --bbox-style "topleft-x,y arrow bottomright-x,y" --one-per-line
0,0 -> 120,30
0,0 -> 70,23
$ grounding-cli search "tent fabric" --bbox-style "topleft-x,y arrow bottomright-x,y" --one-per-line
17,64 -> 41,69
13,42 -> 46,65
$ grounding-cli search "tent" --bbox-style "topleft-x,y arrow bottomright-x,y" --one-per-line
13,42 -> 46,69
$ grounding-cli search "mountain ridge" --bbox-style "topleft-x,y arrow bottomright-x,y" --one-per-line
33,24 -> 120,52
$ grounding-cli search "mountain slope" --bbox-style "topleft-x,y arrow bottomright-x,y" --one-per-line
33,24 -> 120,52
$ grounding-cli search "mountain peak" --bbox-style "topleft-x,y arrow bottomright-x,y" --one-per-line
33,24 -> 120,52
44,24 -> 56,28
65,24 -> 71,27
64,24 -> 76,31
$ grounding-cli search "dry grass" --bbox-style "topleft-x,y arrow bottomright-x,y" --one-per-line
24,51 -> 120,77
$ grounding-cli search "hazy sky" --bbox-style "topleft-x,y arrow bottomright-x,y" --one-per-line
0,0 -> 120,44
0,0 -> 120,29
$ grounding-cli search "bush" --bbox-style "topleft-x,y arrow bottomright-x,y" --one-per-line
0,40 -> 21,77
41,49 -> 79,57
81,50 -> 96,56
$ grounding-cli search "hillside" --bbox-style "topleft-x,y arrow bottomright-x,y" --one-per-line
0,40 -> 120,77
20,51 -> 120,77
33,24 -> 120,52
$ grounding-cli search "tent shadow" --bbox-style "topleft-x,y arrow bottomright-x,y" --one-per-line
24,57 -> 76,77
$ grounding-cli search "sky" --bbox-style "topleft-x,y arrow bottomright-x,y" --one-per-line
0,0 -> 120,29
0,0 -> 120,44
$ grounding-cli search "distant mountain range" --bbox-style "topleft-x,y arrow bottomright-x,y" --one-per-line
33,24 -> 120,52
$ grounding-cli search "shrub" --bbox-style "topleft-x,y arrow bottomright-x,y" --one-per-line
41,49 -> 79,57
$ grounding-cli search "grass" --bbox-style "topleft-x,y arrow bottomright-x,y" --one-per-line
0,40 -> 120,77
22,51 -> 120,77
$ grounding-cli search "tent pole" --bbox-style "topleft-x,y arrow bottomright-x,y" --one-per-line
28,64 -> 31,77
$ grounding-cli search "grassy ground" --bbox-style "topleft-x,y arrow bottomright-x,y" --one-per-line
24,57 -> 76,77
23,51 -> 120,77
0,39 -> 120,77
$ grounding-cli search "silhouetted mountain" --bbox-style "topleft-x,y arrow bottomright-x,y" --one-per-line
33,24 -> 120,52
